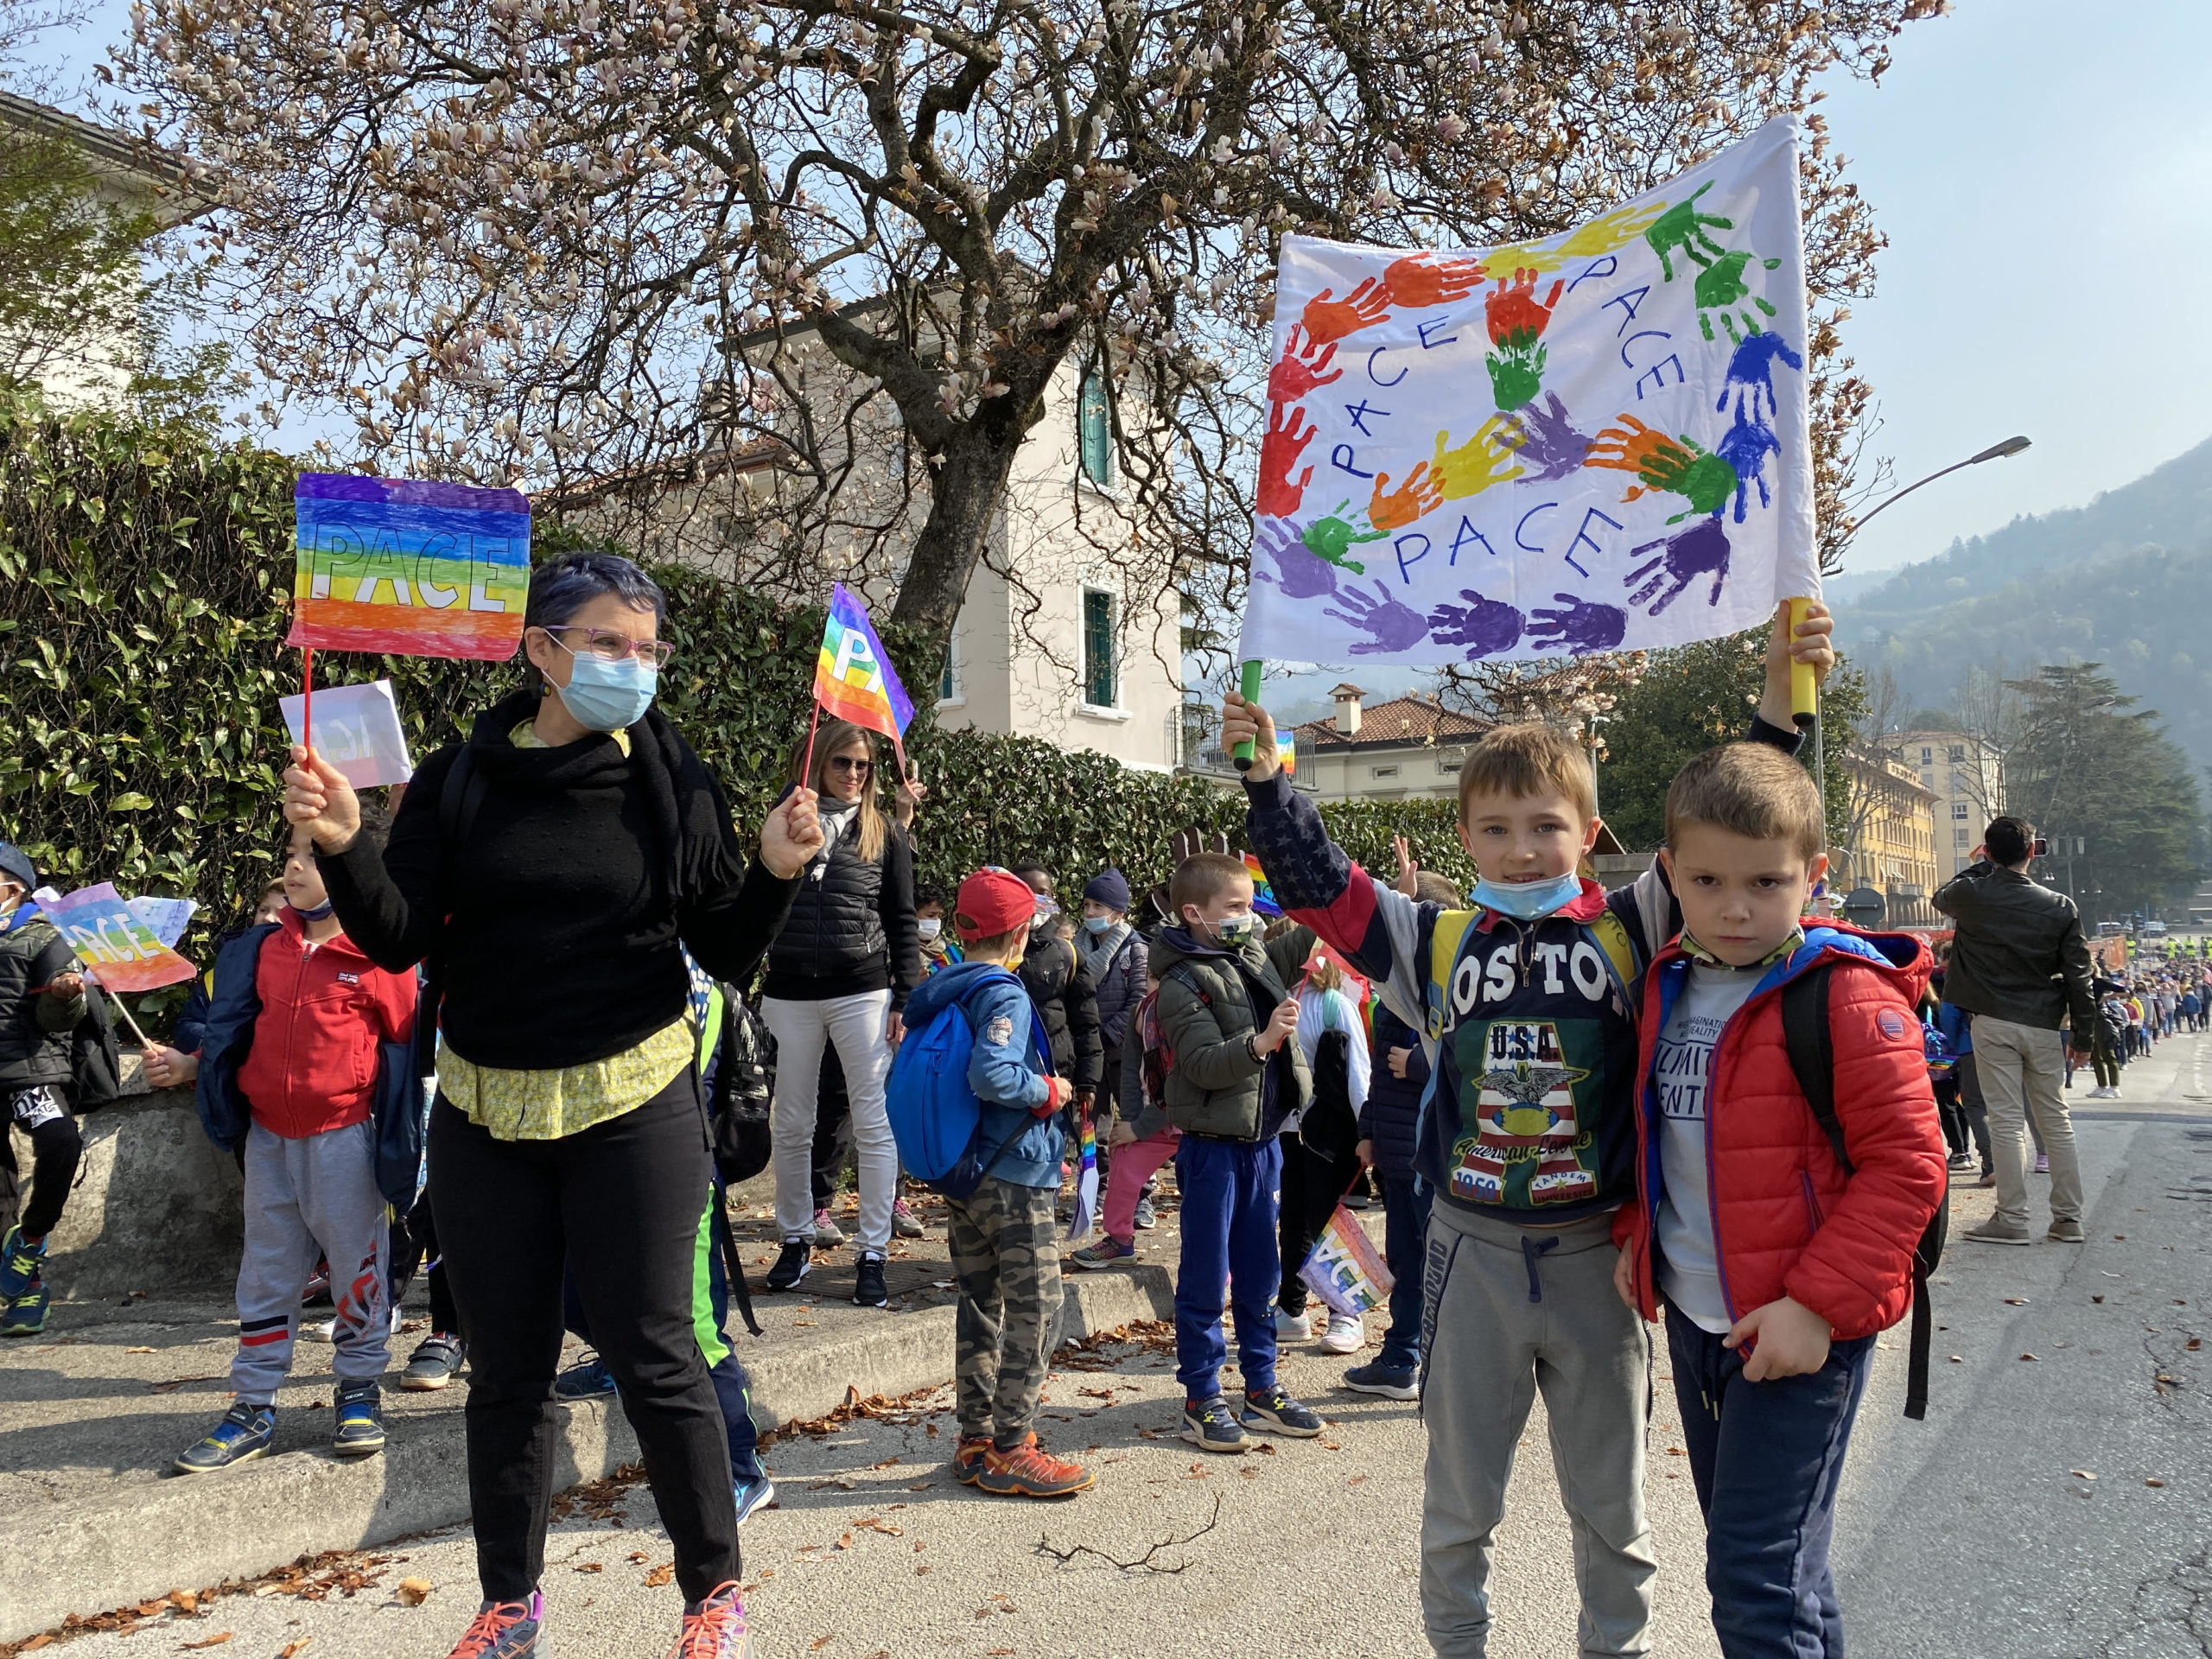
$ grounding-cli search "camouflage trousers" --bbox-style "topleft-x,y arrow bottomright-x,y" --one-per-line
944,1177 -> 1062,1447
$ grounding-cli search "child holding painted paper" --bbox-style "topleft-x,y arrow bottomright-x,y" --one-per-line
0,840 -> 90,1338
173,821 -> 418,1473
1224,601 -> 1833,1658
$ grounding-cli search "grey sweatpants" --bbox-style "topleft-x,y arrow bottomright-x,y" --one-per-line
231,1118 -> 390,1403
1421,1205 -> 1655,1657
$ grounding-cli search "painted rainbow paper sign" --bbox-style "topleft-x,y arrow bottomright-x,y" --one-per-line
1243,852 -> 1284,918
288,474 -> 531,661
1300,1205 -> 1396,1318
42,882 -> 198,995
813,582 -> 915,743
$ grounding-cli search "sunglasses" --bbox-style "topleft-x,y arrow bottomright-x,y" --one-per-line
827,756 -> 874,776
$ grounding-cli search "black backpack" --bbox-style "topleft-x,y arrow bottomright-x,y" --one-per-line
70,977 -> 124,1109
709,993 -> 775,1186
1779,965 -> 1948,1421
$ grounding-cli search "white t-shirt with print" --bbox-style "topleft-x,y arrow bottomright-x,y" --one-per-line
1653,959 -> 1764,1334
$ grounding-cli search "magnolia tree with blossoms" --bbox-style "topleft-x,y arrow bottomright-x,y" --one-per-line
111,0 -> 1945,665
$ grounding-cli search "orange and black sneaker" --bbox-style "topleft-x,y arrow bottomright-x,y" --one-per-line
976,1433 -> 1095,1498
952,1433 -> 992,1484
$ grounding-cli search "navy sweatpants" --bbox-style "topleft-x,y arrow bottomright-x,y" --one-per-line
1376,1172 -> 1431,1371
1173,1135 -> 1282,1400
1666,1306 -> 1875,1657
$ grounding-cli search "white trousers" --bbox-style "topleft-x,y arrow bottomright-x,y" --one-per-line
763,990 -> 896,1255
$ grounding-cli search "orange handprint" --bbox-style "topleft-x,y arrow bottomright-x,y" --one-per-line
1267,326 -> 1343,405
1585,415 -> 1686,485
1368,461 -> 1443,531
1484,269 -> 1566,348
1257,403 -> 1319,518
1300,277 -> 1392,346
1381,252 -> 1487,310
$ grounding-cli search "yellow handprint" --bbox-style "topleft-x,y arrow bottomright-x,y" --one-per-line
1482,201 -> 1671,275
1431,413 -> 1527,501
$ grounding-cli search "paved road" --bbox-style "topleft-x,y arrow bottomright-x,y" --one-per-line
45,1035 -> 2212,1659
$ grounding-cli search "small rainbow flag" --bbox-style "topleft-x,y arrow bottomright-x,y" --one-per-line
1276,728 -> 1296,779
814,582 -> 915,762
1243,852 -> 1284,917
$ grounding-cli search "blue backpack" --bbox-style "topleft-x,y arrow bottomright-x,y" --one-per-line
887,968 -> 1052,1199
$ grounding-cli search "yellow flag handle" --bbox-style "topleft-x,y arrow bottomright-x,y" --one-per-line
1232,659 -> 1263,771
1786,596 -> 1817,729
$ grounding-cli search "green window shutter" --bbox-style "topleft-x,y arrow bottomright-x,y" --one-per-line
1083,588 -> 1116,707
1078,372 -> 1113,486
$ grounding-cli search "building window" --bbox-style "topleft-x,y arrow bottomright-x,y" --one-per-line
1370,764 -> 1400,779
1077,371 -> 1114,486
1955,828 -> 1969,846
1952,802 -> 1969,819
1081,587 -> 1116,708
1948,745 -> 1965,762
937,630 -> 960,703
1920,746 -> 1933,765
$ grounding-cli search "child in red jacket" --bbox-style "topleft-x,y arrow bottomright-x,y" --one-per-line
1614,743 -> 1945,1659
169,823 -> 418,1474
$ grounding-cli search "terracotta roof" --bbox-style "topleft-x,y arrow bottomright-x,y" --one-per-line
1293,694 -> 1491,750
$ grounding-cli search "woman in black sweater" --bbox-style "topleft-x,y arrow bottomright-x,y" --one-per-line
283,553 -> 819,1659
760,718 -> 919,1308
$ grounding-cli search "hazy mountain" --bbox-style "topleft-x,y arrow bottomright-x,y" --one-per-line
1836,435 -> 2212,769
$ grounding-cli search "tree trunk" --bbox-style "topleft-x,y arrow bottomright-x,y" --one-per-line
888,415 -> 1026,647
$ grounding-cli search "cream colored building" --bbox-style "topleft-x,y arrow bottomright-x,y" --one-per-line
1839,745 -> 1942,928
1284,685 -> 1493,803
1896,729 -> 2005,879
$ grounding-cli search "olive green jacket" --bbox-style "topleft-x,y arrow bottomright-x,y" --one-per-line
1148,922 -> 1314,1141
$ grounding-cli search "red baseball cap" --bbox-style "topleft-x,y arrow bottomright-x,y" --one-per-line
954,867 -> 1037,943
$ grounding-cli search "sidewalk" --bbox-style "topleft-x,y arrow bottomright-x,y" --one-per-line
0,1171 -> 1384,1643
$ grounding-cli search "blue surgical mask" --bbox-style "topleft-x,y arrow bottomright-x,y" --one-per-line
554,653 -> 658,733
1082,915 -> 1116,936
1471,871 -> 1584,920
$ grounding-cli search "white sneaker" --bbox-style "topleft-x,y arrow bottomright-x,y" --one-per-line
300,1318 -> 336,1344
1319,1311 -> 1365,1355
1272,1307 -> 1313,1341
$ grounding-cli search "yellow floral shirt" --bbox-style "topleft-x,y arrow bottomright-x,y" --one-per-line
433,718 -> 690,1141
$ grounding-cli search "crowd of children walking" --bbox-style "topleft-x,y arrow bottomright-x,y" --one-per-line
5,588 -> 2158,1659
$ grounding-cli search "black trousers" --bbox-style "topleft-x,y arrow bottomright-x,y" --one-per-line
429,1069 -> 737,1604
1274,1134 -> 1358,1317
1,1091 -> 82,1240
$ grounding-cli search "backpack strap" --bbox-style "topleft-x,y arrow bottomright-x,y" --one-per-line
1589,907 -> 1640,996
709,1185 -> 764,1338
1779,962 -> 1936,1421
1425,909 -> 1481,1040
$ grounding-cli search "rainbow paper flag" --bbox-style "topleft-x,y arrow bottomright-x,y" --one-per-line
288,474 -> 531,661
1243,852 -> 1283,918
1065,1118 -> 1099,1243
1276,728 -> 1296,779
814,583 -> 915,761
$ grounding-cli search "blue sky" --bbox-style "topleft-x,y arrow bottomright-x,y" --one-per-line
19,0 -> 2212,584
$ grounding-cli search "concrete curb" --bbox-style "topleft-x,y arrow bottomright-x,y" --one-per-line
0,1264 -> 1179,1642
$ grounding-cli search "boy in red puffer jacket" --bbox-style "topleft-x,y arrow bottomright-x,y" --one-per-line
1613,742 -> 1944,1659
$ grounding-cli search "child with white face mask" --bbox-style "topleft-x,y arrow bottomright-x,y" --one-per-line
915,886 -> 961,976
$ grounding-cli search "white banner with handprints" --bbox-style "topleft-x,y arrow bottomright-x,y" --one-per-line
279,679 -> 415,788
1240,117 -> 1817,668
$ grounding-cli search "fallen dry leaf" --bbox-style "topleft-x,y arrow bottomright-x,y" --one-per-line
2019,1353 -> 2039,1363
397,1578 -> 433,1607
2004,1297 -> 2028,1306
810,1636 -> 836,1651
627,1552 -> 649,1564
128,1344 -> 154,1353
180,1635 -> 233,1650
2189,1338 -> 2203,1351
2093,1295 -> 2105,1304
2146,1477 -> 2167,1488
916,1563 -> 932,1575
645,1564 -> 674,1588
1346,1474 -> 1370,1486
1948,1356 -> 1964,1363
280,1642 -> 313,1657
574,1562 -> 602,1573
2070,1469 -> 2097,1480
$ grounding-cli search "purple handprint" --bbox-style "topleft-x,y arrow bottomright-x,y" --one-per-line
1526,593 -> 1628,655
1713,407 -> 1778,524
1325,579 -> 1431,655
1427,588 -> 1525,659
1251,516 -> 1340,601
1506,391 -> 1596,483
1624,518 -> 1732,614
1717,330 -> 1803,425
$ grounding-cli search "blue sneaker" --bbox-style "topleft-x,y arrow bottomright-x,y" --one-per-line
175,1402 -> 276,1474
0,1284 -> 48,1337
733,1471 -> 776,1527
554,1355 -> 617,1400
1180,1395 -> 1249,1454
334,1376 -> 385,1456
1242,1384 -> 1325,1438
444,1590 -> 544,1657
1342,1360 -> 1419,1401
0,1225 -> 44,1300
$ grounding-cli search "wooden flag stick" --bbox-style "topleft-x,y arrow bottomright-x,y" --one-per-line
798,698 -> 823,792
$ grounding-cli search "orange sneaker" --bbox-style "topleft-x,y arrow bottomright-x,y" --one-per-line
952,1433 -> 992,1484
976,1433 -> 1095,1497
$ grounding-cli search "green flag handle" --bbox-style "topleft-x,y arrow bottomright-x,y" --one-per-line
1232,659 -> 1263,771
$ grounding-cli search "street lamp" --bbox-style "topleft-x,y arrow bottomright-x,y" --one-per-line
1853,435 -> 2032,530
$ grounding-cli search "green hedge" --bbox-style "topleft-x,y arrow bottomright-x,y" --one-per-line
0,397 -> 1478,992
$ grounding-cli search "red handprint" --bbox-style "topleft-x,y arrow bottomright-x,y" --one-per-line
1267,325 -> 1343,405
1368,461 -> 1442,531
1484,268 -> 1566,348
1382,252 -> 1487,310
1300,277 -> 1392,346
1257,404 -> 1319,518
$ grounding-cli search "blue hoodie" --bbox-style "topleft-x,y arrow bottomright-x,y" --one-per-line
899,958 -> 1064,1190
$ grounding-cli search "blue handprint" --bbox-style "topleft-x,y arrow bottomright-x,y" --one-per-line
1325,580 -> 1431,655
1251,516 -> 1340,601
1427,589 -> 1525,660
1624,519 -> 1732,614
1713,407 -> 1778,523
1525,593 -> 1627,655
1717,330 -> 1803,426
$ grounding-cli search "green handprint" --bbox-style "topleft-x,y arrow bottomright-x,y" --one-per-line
1302,501 -> 1389,575
1585,415 -> 1740,523
1694,250 -> 1782,342
1644,180 -> 1732,283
